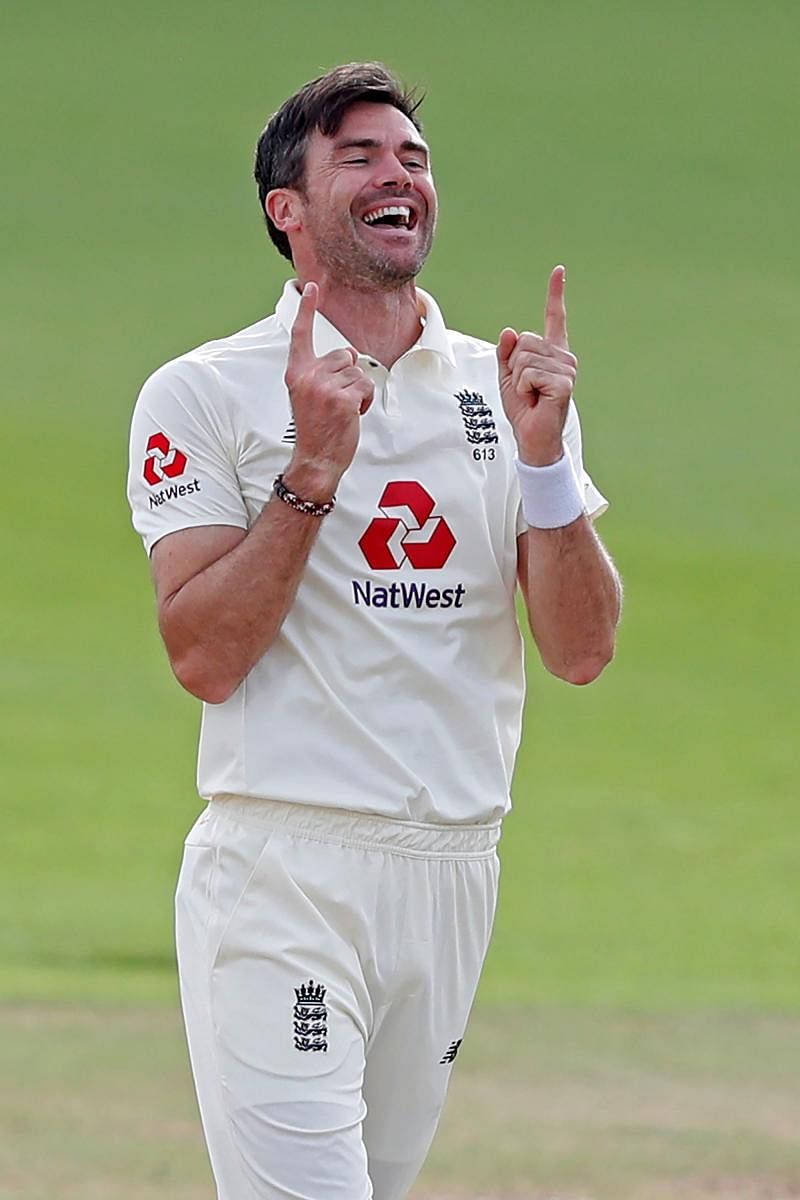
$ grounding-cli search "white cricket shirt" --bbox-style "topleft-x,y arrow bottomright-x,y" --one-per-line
128,281 -> 607,824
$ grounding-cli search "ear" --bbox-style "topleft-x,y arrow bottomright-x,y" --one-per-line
265,188 -> 304,235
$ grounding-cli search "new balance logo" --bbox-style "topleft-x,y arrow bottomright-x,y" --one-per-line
440,1039 -> 463,1065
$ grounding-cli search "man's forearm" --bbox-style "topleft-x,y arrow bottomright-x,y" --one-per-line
521,518 -> 621,685
154,282 -> 376,706
159,493 -> 326,704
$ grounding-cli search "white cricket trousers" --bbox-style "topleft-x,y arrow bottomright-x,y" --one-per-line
175,794 -> 500,1200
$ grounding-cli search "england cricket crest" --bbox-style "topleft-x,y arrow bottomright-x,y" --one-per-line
293,979 -> 328,1052
454,390 -> 498,445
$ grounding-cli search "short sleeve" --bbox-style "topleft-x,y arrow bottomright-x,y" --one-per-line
515,396 -> 609,535
127,360 -> 249,554
562,397 -> 608,519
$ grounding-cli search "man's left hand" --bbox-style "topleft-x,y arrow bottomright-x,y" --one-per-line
496,265 -> 578,466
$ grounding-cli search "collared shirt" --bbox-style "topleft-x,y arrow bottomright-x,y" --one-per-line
127,281 -> 607,824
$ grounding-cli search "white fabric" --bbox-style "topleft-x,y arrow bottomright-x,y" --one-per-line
175,796 -> 499,1200
127,281 -> 608,823
516,453 -> 586,528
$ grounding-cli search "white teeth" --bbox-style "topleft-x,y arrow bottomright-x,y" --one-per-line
363,205 -> 412,226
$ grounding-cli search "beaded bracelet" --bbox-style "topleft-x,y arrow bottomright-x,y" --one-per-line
273,473 -> 336,518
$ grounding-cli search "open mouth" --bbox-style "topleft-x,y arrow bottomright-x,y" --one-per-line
362,204 -> 418,232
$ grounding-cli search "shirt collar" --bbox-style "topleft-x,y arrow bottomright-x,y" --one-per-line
274,279 -> 456,368
414,287 -> 457,367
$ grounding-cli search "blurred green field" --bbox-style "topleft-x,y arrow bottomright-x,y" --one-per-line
2,0 -> 796,1008
1,0 -> 799,1194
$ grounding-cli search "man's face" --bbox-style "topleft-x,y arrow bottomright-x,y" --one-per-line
295,101 -> 437,289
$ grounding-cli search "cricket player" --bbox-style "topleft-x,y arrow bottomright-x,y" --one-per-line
127,62 -> 621,1200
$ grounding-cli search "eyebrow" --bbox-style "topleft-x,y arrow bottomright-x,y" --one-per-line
332,137 -> 430,158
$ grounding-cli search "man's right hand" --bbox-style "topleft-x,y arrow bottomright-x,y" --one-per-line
283,281 -> 374,501
149,285 -> 375,705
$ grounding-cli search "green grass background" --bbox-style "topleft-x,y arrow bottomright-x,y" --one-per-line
2,0 -> 797,1018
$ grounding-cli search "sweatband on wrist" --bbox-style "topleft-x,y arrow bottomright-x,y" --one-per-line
516,454 -> 586,529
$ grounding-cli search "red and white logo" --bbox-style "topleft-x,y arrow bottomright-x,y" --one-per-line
359,482 -> 456,570
143,431 -> 187,487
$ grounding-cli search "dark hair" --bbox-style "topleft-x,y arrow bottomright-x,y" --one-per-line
254,62 -> 424,263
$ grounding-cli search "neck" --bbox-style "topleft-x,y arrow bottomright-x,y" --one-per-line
297,275 -> 423,368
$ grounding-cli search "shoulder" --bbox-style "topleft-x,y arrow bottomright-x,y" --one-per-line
133,313 -> 288,426
141,313 -> 284,391
445,327 -> 498,363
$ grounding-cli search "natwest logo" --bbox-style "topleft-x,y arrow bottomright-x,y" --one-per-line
359,482 -> 456,570
143,431 -> 187,487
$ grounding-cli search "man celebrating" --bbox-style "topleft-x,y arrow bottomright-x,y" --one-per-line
128,62 -> 620,1200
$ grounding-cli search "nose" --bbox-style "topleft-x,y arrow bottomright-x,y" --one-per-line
375,153 -> 413,190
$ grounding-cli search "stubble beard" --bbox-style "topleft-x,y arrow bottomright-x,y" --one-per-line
307,210 -> 435,293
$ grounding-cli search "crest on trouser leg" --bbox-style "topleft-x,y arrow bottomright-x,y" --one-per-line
293,980 -> 328,1052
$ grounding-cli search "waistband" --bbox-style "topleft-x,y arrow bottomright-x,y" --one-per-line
209,794 -> 501,859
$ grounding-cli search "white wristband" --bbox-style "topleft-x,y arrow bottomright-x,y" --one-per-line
516,454 -> 586,529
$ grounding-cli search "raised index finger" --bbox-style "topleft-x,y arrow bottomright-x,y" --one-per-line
288,281 -> 319,364
544,265 -> 569,349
